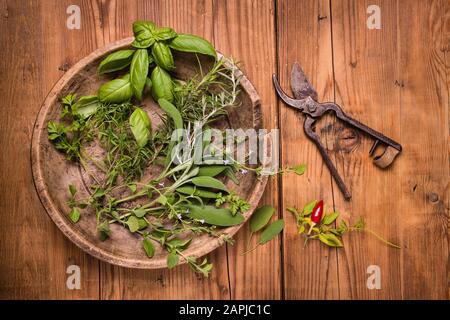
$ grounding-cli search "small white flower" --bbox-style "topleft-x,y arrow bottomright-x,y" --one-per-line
177,214 -> 182,220
199,219 -> 205,224
223,159 -> 230,165
185,208 -> 190,213
158,182 -> 165,187
240,169 -> 248,174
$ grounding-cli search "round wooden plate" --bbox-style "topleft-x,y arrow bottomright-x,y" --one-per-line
31,38 -> 268,269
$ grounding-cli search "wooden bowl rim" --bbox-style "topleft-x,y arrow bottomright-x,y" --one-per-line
31,37 -> 268,269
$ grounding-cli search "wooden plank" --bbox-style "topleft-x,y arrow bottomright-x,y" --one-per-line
97,0 -> 230,299
277,0 -> 340,299
213,0 -> 281,299
0,0 -> 101,299
331,0 -> 448,298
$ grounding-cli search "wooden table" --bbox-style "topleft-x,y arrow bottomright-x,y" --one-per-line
0,0 -> 448,299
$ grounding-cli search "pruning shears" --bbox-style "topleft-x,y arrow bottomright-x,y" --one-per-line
273,63 -> 402,200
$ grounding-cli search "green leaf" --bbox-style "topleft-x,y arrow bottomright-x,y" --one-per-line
132,21 -> 156,48
302,200 -> 317,215
186,205 -> 244,227
145,77 -> 152,91
152,42 -> 175,71
153,27 -> 177,41
169,34 -> 217,59
292,164 -> 307,176
133,207 -> 147,218
156,195 -> 168,205
126,216 -> 140,233
73,95 -> 99,118
318,233 -> 343,247
68,184 -> 77,197
250,205 -> 275,233
166,238 -> 191,251
142,238 -> 155,258
158,98 -> 182,129
97,221 -> 111,241
191,176 -> 229,193
167,252 -> 179,269
98,49 -> 135,74
137,218 -> 148,230
197,165 -> 227,177
130,49 -> 149,100
259,219 -> 284,245
69,207 -> 80,223
129,107 -> 151,147
151,66 -> 174,102
98,74 -> 132,103
321,212 -> 339,225
176,185 -> 219,199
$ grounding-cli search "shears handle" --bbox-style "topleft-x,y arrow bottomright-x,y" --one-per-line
303,116 -> 352,200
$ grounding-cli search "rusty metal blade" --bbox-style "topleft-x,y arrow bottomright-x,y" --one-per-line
290,62 -> 318,101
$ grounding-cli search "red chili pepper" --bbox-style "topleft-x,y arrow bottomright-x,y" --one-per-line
311,200 -> 324,225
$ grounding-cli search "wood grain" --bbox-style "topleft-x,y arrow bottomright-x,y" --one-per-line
0,0 -> 448,299
213,0 -> 281,299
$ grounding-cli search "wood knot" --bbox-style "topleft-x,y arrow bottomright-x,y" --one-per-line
335,127 -> 360,153
428,192 -> 439,204
318,15 -> 328,21
58,62 -> 71,72
394,80 -> 405,88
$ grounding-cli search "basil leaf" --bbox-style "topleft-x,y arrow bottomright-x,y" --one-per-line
158,98 -> 182,129
142,238 -> 155,258
318,233 -> 343,247
259,219 -> 284,245
169,34 -> 217,59
197,165 -> 227,177
321,212 -> 339,225
130,49 -> 149,100
126,216 -> 140,233
151,66 -> 174,102
191,176 -> 228,193
250,205 -> 275,233
73,95 -> 99,118
167,252 -> 179,269
186,205 -> 244,226
98,74 -> 132,103
152,42 -> 175,71
98,49 -> 135,74
129,107 -> 151,147
154,27 -> 177,41
132,21 -> 156,48
69,208 -> 80,223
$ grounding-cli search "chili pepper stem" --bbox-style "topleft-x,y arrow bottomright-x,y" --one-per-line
307,222 -> 316,235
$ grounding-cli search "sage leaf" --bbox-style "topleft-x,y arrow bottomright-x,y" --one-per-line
167,251 -> 179,269
250,205 -> 275,233
142,238 -> 155,258
176,185 -> 219,199
197,165 -> 227,177
152,41 -> 175,70
69,207 -> 80,223
98,74 -> 132,103
158,98 -> 182,129
191,176 -> 228,193
186,205 -> 244,227
98,49 -> 135,74
321,212 -> 339,225
130,49 -> 149,100
259,219 -> 284,245
129,107 -> 151,147
73,95 -> 99,118
151,66 -> 174,102
154,27 -> 177,41
169,34 -> 217,59
126,216 -> 140,233
318,233 -> 343,247
132,21 -> 156,48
